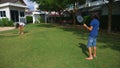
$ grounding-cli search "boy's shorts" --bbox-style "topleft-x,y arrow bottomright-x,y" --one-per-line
87,36 -> 97,47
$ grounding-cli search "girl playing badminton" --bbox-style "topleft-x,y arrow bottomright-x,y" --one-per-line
16,22 -> 25,35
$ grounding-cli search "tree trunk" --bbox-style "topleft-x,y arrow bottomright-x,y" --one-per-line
73,3 -> 77,25
73,12 -> 76,25
108,0 -> 113,33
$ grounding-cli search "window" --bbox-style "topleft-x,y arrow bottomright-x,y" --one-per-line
20,11 -> 25,17
0,11 -> 6,17
10,10 -> 19,22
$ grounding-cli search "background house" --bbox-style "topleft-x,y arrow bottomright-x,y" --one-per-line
77,0 -> 120,30
78,0 -> 120,15
25,3 -> 48,24
0,0 -> 27,23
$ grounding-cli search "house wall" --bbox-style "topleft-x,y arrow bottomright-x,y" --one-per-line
82,0 -> 120,15
0,6 -> 26,23
0,7 -> 11,20
102,2 -> 120,15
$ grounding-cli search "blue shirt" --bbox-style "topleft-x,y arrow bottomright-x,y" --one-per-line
89,18 -> 100,37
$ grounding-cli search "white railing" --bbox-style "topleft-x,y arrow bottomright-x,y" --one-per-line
87,1 -> 108,7
78,0 -> 120,9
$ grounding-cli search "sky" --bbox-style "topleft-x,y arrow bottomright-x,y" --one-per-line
23,0 -> 37,10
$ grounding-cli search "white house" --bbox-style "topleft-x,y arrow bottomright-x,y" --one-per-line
32,3 -> 40,24
25,3 -> 41,24
78,0 -> 120,15
32,3 -> 48,24
0,0 -> 27,23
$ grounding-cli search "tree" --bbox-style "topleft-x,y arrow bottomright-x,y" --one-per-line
30,0 -> 85,24
103,0 -> 113,33
30,0 -> 73,11
108,0 -> 113,33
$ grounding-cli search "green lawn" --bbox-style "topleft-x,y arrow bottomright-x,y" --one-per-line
0,23 -> 120,68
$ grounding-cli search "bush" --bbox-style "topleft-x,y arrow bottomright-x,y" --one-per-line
0,18 -> 14,26
39,16 -> 44,23
83,15 -> 91,25
26,16 -> 33,24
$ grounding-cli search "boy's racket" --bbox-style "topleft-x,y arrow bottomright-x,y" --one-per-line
77,15 -> 91,24
76,15 -> 84,24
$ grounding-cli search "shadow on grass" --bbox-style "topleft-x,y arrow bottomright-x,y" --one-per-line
59,26 -> 88,36
33,23 -> 120,52
78,43 -> 89,57
0,30 -> 29,38
35,23 -> 87,36
35,23 -> 56,28
24,31 -> 29,34
0,34 -> 18,38
98,34 -> 120,51
60,25 -> 120,52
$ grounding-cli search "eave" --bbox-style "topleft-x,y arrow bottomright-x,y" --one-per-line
0,2 -> 27,8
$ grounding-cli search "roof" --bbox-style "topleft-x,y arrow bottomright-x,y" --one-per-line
0,0 -> 26,5
0,2 -> 27,8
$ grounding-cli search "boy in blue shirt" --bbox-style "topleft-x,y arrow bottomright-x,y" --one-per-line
83,12 -> 100,60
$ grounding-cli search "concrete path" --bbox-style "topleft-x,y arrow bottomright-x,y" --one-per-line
0,27 -> 15,32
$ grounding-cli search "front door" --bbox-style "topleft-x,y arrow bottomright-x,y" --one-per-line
10,10 -> 19,22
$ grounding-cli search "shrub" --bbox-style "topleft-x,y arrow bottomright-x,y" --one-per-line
0,20 -> 3,26
82,15 -> 91,25
26,16 -> 33,24
39,16 -> 44,23
0,18 -> 14,26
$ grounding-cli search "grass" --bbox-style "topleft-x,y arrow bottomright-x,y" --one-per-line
0,23 -> 120,68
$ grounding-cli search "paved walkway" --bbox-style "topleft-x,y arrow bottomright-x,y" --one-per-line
0,27 -> 15,32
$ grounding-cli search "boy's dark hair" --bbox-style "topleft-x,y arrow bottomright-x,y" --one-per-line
16,23 -> 19,28
90,11 -> 100,19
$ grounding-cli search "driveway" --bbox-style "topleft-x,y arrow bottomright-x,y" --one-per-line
0,27 -> 15,32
